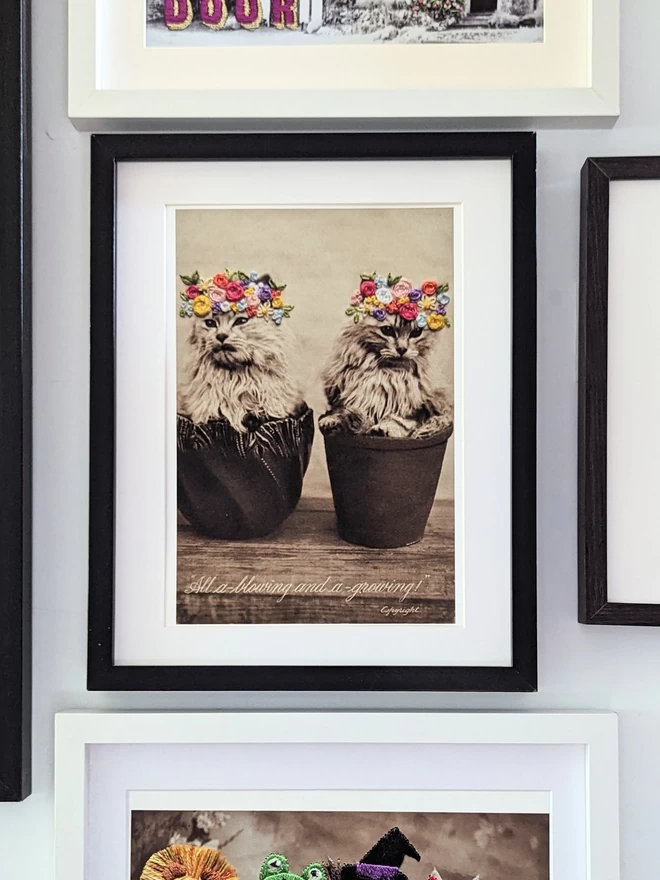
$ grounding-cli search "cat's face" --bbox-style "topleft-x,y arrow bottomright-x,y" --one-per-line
188,311 -> 284,370
352,314 -> 434,368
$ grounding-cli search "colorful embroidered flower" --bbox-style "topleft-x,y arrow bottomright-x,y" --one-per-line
360,279 -> 377,297
438,293 -> 450,305
397,294 -> 410,305
180,301 -> 193,317
210,288 -> 227,303
220,301 -> 231,313
198,280 -> 211,293
246,293 -> 260,308
192,295 -> 211,317
257,304 -> 271,318
421,295 -> 437,311
237,298 -> 248,311
230,303 -> 240,313
409,288 -> 423,302
211,301 -> 223,314
416,313 -> 428,329
258,285 -> 273,302
186,285 -> 200,299
375,275 -> 387,288
438,305 -> 447,315
399,302 -> 419,322
427,313 -> 445,331
377,288 -> 393,305
372,307 -> 387,321
247,305 -> 258,317
226,282 -> 245,301
421,280 -> 438,296
249,271 -> 259,282
364,295 -> 378,307
386,301 -> 399,314
351,292 -> 364,306
272,308 -> 284,324
392,279 -> 413,299
271,296 -> 284,309
243,286 -> 256,298
213,273 -> 230,288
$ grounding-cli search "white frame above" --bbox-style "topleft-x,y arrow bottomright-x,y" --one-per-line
53,711 -> 619,880
68,0 -> 619,125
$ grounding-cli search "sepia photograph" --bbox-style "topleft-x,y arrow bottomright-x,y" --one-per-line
175,206 -> 456,626
147,0 -> 544,46
131,810 -> 549,880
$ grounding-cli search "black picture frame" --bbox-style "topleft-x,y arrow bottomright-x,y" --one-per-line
579,156 -> 660,626
0,0 -> 32,800
89,132 -> 537,692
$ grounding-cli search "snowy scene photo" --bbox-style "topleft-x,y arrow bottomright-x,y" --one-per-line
147,0 -> 543,46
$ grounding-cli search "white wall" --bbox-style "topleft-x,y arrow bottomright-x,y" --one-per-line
1,0 -> 659,871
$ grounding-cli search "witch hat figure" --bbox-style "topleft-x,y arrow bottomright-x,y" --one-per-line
340,828 -> 421,880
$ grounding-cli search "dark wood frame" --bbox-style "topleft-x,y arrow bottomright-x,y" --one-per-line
0,0 -> 32,800
579,156 -> 660,626
89,132 -> 537,691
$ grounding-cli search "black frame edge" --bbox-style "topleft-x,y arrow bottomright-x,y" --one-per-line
579,156 -> 660,627
88,133 -> 537,692
0,0 -> 32,801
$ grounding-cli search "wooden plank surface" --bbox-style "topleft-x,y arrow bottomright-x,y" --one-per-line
177,497 -> 454,624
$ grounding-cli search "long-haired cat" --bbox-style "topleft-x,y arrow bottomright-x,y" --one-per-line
178,310 -> 305,432
319,314 -> 453,440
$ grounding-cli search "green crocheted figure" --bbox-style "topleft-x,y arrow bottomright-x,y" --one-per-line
260,855 -> 325,880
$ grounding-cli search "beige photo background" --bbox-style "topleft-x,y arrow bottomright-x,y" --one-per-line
176,207 -> 455,500
131,810 -> 548,880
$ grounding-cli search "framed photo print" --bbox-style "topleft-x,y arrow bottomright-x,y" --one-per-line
0,0 -> 31,802
67,0 -> 619,124
88,132 -> 537,692
53,711 -> 620,880
579,156 -> 660,626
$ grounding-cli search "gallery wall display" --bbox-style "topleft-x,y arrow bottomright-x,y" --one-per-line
579,156 -> 660,626
67,0 -> 619,125
53,711 -> 620,880
87,132 -> 537,692
0,0 -> 32,802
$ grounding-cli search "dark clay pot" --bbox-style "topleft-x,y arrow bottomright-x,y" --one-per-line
177,408 -> 314,540
324,431 -> 448,549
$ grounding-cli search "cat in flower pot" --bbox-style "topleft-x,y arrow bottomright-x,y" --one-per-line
177,269 -> 314,539
319,272 -> 453,549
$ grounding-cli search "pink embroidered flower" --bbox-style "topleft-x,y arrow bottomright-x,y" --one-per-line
185,286 -> 200,299
391,279 -> 413,299
399,302 -> 419,321
350,292 -> 364,306
360,280 -> 377,297
226,282 -> 245,302
210,288 -> 226,303
246,294 -> 260,308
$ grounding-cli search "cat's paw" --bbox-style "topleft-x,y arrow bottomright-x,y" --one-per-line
319,411 -> 360,435
412,417 -> 454,442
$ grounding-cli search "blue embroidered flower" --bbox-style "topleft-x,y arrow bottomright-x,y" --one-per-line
416,313 -> 428,329
237,298 -> 248,311
180,300 -> 193,317
438,294 -> 450,306
372,307 -> 387,321
272,308 -> 284,324
376,275 -> 387,288
220,301 -> 231,313
376,288 -> 393,305
250,271 -> 259,282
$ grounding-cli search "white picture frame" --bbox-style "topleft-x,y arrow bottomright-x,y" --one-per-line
53,711 -> 619,880
68,0 -> 619,126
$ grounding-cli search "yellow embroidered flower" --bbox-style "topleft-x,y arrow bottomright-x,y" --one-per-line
244,286 -> 256,297
271,296 -> 284,309
198,280 -> 211,293
364,295 -> 378,307
230,303 -> 240,313
427,313 -> 445,331
257,304 -> 271,318
422,296 -> 436,311
398,294 -> 409,305
192,295 -> 211,317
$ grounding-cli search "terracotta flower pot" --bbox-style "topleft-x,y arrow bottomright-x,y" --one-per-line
177,408 -> 314,540
323,431 -> 449,548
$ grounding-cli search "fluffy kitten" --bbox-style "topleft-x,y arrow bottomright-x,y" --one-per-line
319,314 -> 453,440
178,310 -> 305,431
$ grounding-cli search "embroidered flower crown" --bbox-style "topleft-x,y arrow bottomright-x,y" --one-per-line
179,270 -> 294,325
345,273 -> 451,331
